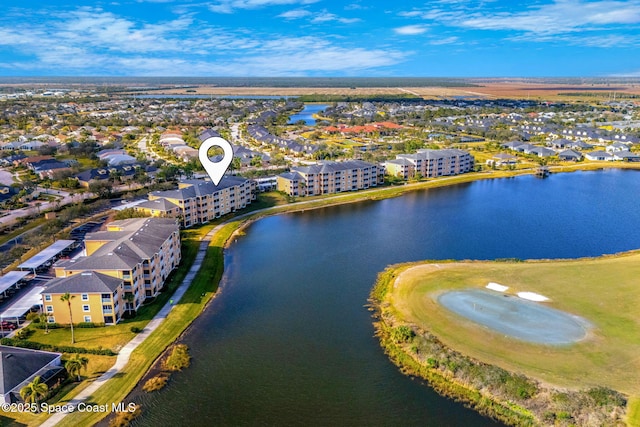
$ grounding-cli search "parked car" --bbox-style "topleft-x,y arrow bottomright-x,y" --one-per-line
1,321 -> 16,330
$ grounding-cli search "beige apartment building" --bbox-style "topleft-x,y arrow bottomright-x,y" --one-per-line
138,177 -> 256,227
42,272 -> 125,325
51,218 -> 181,319
277,160 -> 382,197
385,149 -> 474,179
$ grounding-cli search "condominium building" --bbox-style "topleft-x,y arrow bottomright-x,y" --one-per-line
385,149 -> 474,179
139,177 -> 256,227
42,272 -> 125,325
277,160 -> 382,197
52,218 -> 181,317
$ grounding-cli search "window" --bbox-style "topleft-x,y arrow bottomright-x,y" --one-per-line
47,316 -> 55,323
44,294 -> 52,301
83,316 -> 92,323
46,305 -> 53,313
81,294 -> 89,301
82,305 -> 90,312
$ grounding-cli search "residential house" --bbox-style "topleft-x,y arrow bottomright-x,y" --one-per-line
558,149 -> 583,161
605,142 -> 631,153
612,151 -> 640,162
0,185 -> 17,202
486,153 -> 518,167
74,164 -> 138,188
585,151 -> 614,161
0,346 -> 63,404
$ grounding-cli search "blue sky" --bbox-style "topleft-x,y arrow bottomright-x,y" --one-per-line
2,0 -> 640,77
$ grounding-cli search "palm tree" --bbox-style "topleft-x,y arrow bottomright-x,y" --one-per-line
20,376 -> 48,410
124,293 -> 135,317
60,292 -> 75,344
39,312 -> 49,334
65,354 -> 89,381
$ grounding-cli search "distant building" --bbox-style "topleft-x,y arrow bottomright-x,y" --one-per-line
386,149 -> 474,179
141,177 -> 256,227
277,160 -> 382,197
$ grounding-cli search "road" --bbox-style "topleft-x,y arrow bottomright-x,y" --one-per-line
0,188 -> 91,226
137,136 -> 157,161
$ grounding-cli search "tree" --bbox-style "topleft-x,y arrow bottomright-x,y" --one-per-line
39,312 -> 49,334
230,157 -> 242,173
124,293 -> 136,317
60,292 -> 76,344
88,180 -> 113,198
20,376 -> 48,410
65,354 -> 89,381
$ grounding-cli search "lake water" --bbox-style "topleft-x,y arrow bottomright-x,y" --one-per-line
288,104 -> 329,125
133,169 -> 640,426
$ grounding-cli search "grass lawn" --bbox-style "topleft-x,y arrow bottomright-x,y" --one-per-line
629,397 -> 640,427
386,252 -> 640,420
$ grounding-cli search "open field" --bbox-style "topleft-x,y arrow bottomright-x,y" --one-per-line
138,81 -> 640,99
387,253 -> 640,395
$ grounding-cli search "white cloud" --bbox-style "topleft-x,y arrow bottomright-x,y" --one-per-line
208,0 -> 319,13
0,9 -> 406,76
311,12 -> 360,24
278,9 -> 312,19
394,25 -> 428,35
430,36 -> 458,45
436,0 -> 640,35
277,8 -> 360,23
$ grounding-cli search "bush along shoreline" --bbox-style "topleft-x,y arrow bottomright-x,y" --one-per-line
369,266 -> 627,427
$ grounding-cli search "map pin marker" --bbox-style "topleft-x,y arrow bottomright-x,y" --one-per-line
199,135 -> 234,185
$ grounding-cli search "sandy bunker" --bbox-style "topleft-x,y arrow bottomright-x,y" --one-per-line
438,289 -> 591,345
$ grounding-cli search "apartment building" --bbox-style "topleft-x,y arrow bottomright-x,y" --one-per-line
42,272 -> 125,325
277,160 -> 382,197
52,218 -> 181,318
386,149 -> 474,179
139,177 -> 256,227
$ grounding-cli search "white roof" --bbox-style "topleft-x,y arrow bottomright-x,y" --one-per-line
0,286 -> 45,320
517,292 -> 549,302
17,240 -> 75,270
0,271 -> 29,294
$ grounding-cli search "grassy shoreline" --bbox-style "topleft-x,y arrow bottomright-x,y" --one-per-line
4,164 -> 639,426
372,253 -> 639,426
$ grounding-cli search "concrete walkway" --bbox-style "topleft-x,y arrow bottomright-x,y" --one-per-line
41,224 -> 223,427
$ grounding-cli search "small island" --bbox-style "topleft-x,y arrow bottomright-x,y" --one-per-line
370,251 -> 640,426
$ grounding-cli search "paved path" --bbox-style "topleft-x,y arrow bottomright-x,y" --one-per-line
41,223 -> 223,427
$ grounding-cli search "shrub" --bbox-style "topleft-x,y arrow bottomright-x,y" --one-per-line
162,344 -> 190,372
130,326 -> 143,333
142,375 -> 169,393
586,386 -> 626,407
34,322 -> 61,329
14,328 -> 34,340
390,325 -> 415,343
0,338 -> 117,356
109,404 -> 141,427
76,322 -> 104,328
